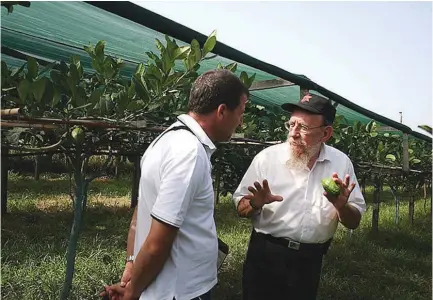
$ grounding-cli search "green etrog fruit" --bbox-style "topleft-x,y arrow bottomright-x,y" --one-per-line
321,177 -> 340,197
71,127 -> 85,144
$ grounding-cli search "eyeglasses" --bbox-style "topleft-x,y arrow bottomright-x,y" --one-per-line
284,121 -> 326,133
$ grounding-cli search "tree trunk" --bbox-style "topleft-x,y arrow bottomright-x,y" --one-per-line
115,156 -> 121,180
361,176 -> 366,196
390,186 -> 399,225
214,168 -> 221,205
372,179 -> 381,234
409,194 -> 415,225
60,171 -> 85,300
34,155 -> 41,181
1,148 -> 9,215
131,156 -> 140,208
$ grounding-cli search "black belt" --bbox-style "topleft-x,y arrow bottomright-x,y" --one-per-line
253,229 -> 332,254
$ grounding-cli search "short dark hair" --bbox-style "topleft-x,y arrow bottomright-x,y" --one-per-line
188,69 -> 249,115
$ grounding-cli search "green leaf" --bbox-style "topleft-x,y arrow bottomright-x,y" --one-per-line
66,76 -> 76,94
173,46 -> 190,60
117,91 -> 129,113
95,40 -> 105,60
411,158 -> 421,164
224,62 -> 237,72
52,88 -> 61,106
133,75 -> 149,101
370,132 -> 378,137
135,63 -> 145,76
128,81 -> 136,98
145,52 -> 159,61
32,78 -> 47,102
73,86 -> 86,107
246,73 -> 256,88
147,64 -> 163,81
27,57 -> 38,79
383,133 -> 390,137
103,57 -> 116,79
147,101 -> 161,111
50,70 -> 61,84
377,141 -> 384,153
161,50 -> 174,74
71,55 -> 80,66
385,154 -> 396,162
38,62 -> 56,76
155,39 -> 165,52
70,64 -> 80,83
18,79 -> 31,102
127,100 -> 145,111
84,45 -> 95,58
240,71 -> 248,85
202,30 -> 217,57
11,62 -> 27,78
90,89 -> 104,105
190,39 -> 202,65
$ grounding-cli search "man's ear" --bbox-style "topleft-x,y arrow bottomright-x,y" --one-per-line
322,126 -> 333,143
216,104 -> 227,120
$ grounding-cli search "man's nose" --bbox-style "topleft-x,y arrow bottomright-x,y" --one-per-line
289,129 -> 300,138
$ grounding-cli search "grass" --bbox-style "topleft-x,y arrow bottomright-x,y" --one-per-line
1,173 -> 432,300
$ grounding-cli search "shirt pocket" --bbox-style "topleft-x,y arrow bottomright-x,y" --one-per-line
312,193 -> 338,226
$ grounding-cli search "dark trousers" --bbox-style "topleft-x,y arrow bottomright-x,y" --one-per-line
191,289 -> 211,300
242,230 -> 329,300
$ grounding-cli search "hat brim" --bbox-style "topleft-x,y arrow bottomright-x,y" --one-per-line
281,102 -> 322,115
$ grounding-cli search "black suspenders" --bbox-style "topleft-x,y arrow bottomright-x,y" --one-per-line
151,120 -> 206,150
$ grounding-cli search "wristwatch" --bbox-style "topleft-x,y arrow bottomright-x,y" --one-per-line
126,255 -> 134,263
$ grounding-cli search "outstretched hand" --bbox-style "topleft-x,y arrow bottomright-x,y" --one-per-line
244,179 -> 283,209
324,173 -> 355,210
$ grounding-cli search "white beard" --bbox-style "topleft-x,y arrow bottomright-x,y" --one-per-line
285,138 -> 322,170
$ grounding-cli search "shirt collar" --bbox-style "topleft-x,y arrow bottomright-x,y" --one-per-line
177,114 -> 217,151
317,143 -> 331,162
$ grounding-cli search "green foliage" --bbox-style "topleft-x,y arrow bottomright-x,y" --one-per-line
2,176 -> 432,300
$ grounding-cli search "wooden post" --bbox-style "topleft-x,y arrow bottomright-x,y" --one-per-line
361,176 -> 366,196
130,156 -> 140,208
214,167 -> 221,205
372,178 -> 381,234
1,148 -> 9,214
423,183 -> 427,199
115,156 -> 121,180
409,194 -> 415,225
34,155 -> 41,181
402,134 -> 409,173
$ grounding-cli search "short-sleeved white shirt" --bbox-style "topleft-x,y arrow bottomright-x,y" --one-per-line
134,114 -> 218,300
233,142 -> 366,243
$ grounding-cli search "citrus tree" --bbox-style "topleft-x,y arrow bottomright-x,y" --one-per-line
1,31 -> 257,299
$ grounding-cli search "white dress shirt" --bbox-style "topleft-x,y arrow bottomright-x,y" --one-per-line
134,114 -> 218,300
233,142 -> 366,244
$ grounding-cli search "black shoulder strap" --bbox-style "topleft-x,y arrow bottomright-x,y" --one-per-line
151,122 -> 206,150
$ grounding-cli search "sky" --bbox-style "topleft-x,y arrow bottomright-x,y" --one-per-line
132,1 -> 432,136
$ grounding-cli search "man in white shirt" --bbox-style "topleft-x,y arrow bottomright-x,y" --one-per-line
101,69 -> 248,300
232,93 -> 366,300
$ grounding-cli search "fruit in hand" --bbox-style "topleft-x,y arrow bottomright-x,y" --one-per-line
71,127 -> 85,144
321,177 -> 340,197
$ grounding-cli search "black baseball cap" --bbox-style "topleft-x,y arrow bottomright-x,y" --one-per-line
281,93 -> 336,124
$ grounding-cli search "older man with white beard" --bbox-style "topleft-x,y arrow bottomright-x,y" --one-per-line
232,93 -> 366,300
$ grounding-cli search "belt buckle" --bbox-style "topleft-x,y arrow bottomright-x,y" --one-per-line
288,240 -> 300,250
